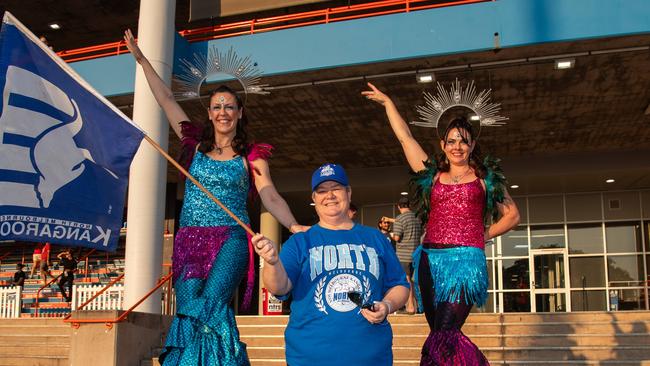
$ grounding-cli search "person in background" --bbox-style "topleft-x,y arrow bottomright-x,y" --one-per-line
30,244 -> 43,279
57,249 -> 77,302
12,263 -> 26,288
390,197 -> 421,314
39,242 -> 53,284
377,217 -> 396,251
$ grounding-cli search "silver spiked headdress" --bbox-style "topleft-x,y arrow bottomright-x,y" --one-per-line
411,79 -> 508,139
173,46 -> 268,105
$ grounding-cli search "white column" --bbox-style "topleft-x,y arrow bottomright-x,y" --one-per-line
259,208 -> 282,315
123,0 -> 176,312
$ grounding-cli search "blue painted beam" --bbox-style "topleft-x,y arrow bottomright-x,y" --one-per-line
70,0 -> 650,96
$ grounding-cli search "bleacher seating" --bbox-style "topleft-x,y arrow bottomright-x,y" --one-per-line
0,240 -> 126,318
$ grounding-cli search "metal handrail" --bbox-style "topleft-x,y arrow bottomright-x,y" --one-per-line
0,249 -> 13,261
34,249 -> 96,317
63,271 -> 173,329
34,272 -> 63,317
62,273 -> 124,319
56,0 -> 489,62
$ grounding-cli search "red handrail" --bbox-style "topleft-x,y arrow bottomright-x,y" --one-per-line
62,273 -> 124,320
0,249 -> 13,263
56,0 -> 490,62
34,248 -> 96,317
63,271 -> 173,329
34,273 -> 63,317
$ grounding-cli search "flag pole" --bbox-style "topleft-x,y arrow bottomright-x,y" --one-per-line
142,135 -> 255,236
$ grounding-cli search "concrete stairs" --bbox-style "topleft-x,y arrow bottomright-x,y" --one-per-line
0,318 -> 70,366
3,311 -> 648,365
238,311 -> 650,365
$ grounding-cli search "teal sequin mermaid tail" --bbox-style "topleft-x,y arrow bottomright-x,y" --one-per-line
160,227 -> 250,366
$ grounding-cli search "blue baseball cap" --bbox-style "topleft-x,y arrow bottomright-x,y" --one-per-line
311,163 -> 349,191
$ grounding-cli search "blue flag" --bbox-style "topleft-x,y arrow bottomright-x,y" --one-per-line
0,12 -> 145,251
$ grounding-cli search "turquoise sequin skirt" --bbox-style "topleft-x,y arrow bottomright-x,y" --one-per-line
412,245 -> 488,312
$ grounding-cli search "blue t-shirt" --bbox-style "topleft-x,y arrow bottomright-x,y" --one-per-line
277,224 -> 408,366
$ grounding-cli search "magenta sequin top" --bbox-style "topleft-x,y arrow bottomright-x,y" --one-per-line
423,177 -> 486,249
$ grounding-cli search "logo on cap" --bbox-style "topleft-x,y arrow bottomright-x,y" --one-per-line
320,164 -> 335,177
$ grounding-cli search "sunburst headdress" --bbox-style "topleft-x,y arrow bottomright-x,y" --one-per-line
411,79 -> 508,139
173,45 -> 268,106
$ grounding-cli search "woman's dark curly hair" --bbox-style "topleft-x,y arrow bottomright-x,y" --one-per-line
198,85 -> 249,156
435,116 -> 487,179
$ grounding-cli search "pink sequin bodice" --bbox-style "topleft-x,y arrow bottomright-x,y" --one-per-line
423,177 -> 486,249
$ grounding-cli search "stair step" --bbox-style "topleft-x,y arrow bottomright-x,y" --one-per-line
0,344 -> 69,357
0,335 -> 70,344
0,356 -> 68,366
249,360 -> 650,366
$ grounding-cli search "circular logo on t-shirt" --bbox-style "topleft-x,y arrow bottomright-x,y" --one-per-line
325,273 -> 361,312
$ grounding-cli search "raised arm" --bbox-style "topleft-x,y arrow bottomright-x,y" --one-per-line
485,189 -> 520,240
123,29 -> 188,139
362,82 -> 428,172
251,158 -> 309,234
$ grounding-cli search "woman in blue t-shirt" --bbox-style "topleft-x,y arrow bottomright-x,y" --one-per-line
253,163 -> 410,366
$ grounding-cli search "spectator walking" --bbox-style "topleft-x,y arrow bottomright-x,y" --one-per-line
39,242 -> 53,284
57,250 -> 77,302
30,243 -> 43,279
390,197 -> 422,314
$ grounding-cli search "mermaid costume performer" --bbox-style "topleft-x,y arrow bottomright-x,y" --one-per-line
160,122 -> 271,366
411,157 -> 506,366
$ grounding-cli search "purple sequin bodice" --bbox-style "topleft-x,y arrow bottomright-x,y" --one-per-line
423,178 -> 486,249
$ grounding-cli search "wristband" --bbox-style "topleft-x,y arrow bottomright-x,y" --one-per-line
380,300 -> 392,314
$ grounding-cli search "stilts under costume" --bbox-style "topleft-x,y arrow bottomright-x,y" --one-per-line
159,47 -> 271,366
409,80 -> 509,366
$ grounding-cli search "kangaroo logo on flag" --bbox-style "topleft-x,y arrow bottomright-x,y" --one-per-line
0,12 -> 144,251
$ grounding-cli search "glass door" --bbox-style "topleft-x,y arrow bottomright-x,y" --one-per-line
530,249 -> 568,312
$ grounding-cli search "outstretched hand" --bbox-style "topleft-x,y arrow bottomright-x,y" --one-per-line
252,233 -> 279,265
361,82 -> 392,106
123,29 -> 145,63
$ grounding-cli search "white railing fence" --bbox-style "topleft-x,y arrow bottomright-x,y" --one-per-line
0,286 -> 21,318
72,283 -> 124,311
72,283 -> 176,315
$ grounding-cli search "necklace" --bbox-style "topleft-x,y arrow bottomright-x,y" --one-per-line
213,142 -> 232,155
450,167 -> 472,184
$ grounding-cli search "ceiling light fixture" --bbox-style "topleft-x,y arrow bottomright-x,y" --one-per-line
554,59 -> 575,70
605,179 -> 615,183
309,203 -> 316,206
122,46 -> 647,107
416,72 -> 434,84
48,22 -> 61,30
510,185 -> 519,189
470,115 -> 480,121
400,192 -> 408,196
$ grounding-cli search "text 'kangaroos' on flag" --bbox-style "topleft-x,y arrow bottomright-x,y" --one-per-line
0,12 -> 145,251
